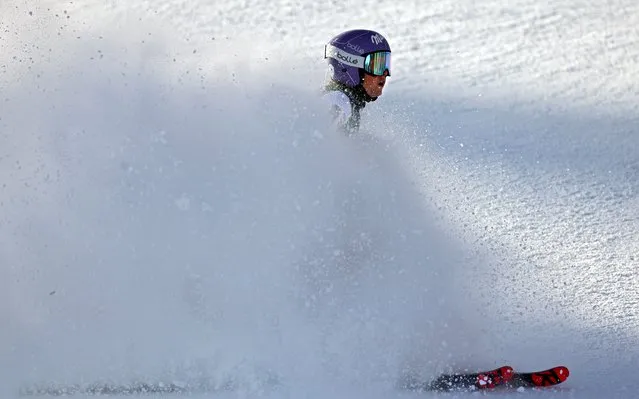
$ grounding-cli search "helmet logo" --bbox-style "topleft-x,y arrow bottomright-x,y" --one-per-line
326,44 -> 364,67
335,51 -> 358,65
346,43 -> 364,53
371,34 -> 385,45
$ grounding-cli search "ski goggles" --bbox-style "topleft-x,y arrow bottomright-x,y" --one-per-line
326,44 -> 391,77
363,51 -> 391,77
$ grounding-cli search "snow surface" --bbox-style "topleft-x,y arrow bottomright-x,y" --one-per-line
1,0 -> 638,398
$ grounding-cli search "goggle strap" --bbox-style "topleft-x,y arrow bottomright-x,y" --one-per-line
325,44 -> 366,68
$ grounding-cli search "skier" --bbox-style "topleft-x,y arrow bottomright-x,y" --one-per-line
323,29 -> 391,134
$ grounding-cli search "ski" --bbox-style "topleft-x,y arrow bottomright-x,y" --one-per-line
399,366 -> 570,391
427,365 -> 514,391
507,366 -> 570,389
421,365 -> 569,392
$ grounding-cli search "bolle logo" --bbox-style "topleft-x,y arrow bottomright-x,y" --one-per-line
346,42 -> 365,53
326,44 -> 362,66
371,33 -> 384,45
336,51 -> 358,65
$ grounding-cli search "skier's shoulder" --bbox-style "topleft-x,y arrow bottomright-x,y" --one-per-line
322,89 -> 353,120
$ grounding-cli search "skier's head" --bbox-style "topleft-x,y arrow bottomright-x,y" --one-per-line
325,29 -> 391,96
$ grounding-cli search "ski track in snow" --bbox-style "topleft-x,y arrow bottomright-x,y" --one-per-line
1,0 -> 638,398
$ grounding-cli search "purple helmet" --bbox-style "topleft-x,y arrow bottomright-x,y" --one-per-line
325,29 -> 392,87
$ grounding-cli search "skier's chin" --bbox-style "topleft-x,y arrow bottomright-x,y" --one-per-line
368,86 -> 384,98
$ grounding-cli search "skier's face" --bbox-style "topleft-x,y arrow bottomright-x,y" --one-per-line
362,70 -> 388,98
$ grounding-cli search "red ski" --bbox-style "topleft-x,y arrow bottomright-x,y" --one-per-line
422,365 -> 569,392
508,366 -> 570,389
427,365 -> 514,391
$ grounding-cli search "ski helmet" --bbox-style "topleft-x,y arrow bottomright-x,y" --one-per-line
325,29 -> 391,87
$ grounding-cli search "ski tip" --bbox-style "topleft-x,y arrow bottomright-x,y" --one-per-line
554,366 -> 570,381
529,365 -> 570,387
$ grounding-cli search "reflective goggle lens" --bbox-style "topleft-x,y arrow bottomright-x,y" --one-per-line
364,51 -> 391,76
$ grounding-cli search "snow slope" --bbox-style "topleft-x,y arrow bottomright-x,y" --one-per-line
1,0 -> 637,398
